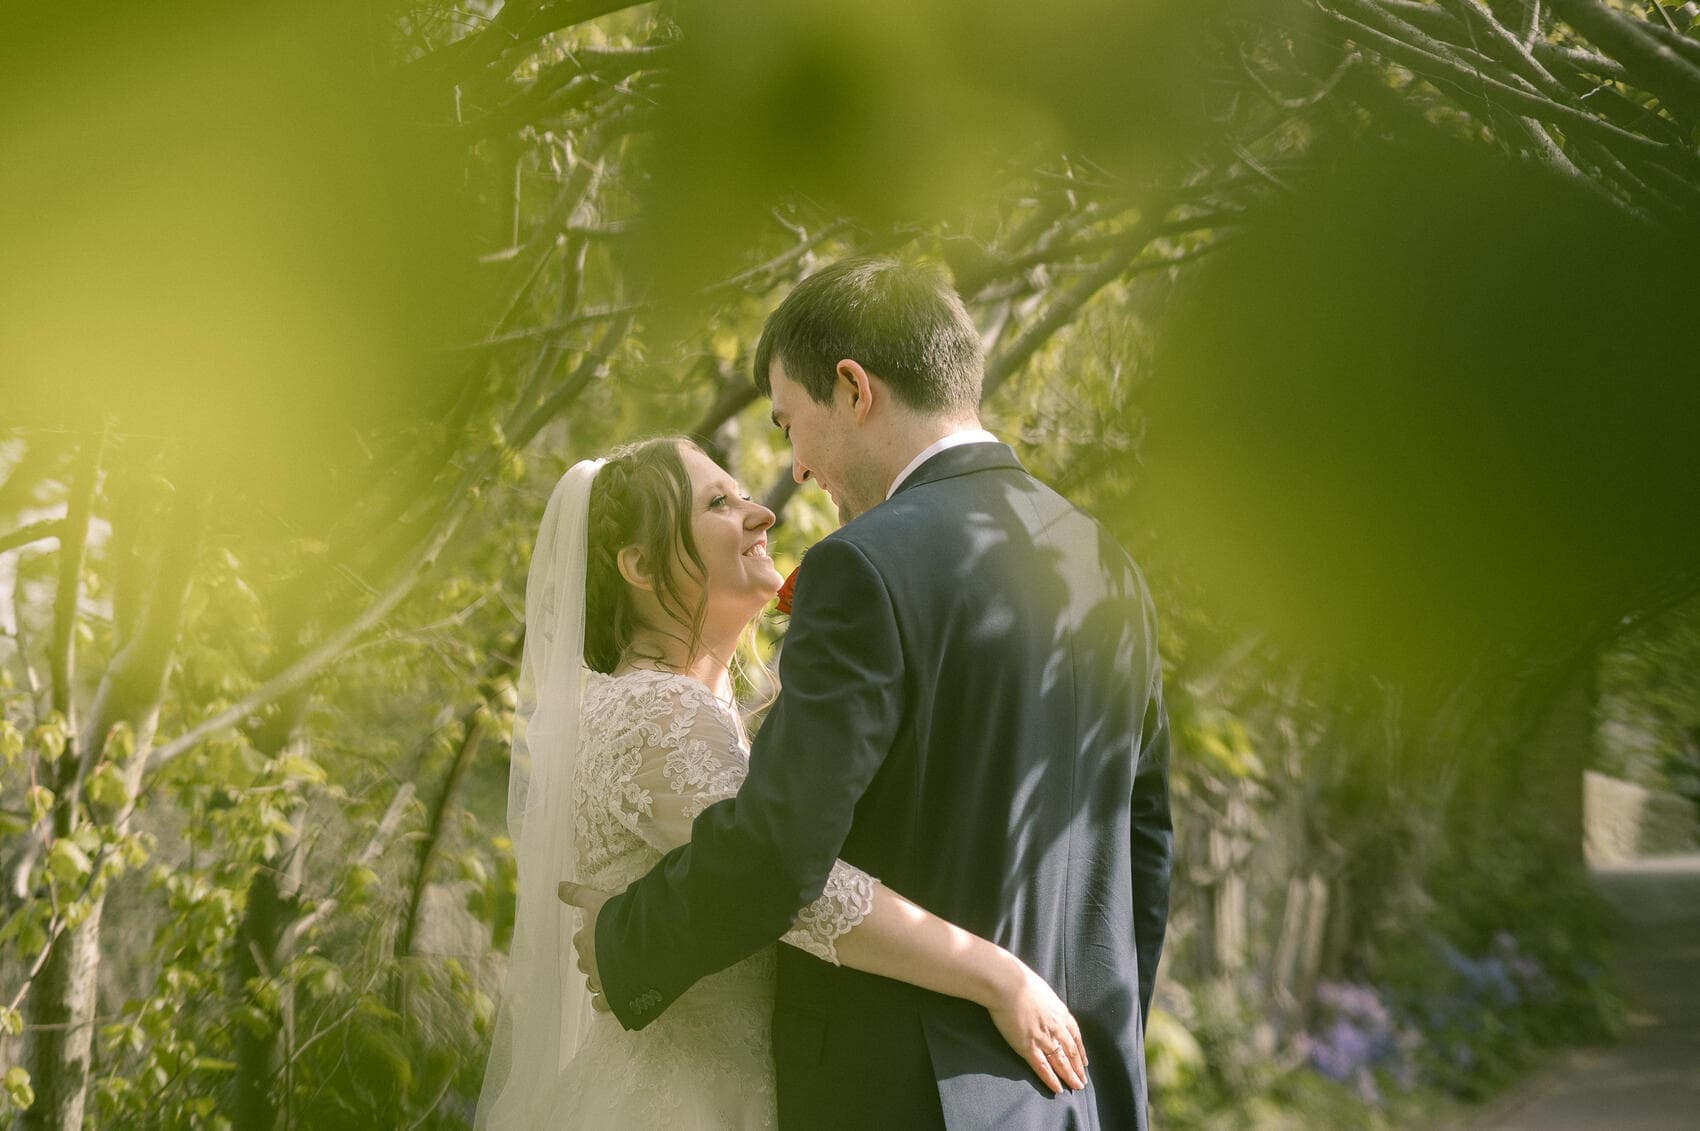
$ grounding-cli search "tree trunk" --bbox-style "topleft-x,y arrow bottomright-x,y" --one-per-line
227,654 -> 314,1128
19,479 -> 202,1130
18,899 -> 103,1131
230,828 -> 303,1131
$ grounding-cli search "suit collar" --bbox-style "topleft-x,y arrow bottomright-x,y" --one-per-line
889,441 -> 1025,497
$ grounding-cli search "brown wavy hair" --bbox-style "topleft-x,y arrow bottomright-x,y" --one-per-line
583,436 -> 709,674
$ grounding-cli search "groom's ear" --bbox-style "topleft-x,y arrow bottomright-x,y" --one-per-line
616,545 -> 654,591
836,359 -> 876,425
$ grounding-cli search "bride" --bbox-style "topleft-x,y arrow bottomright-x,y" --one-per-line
476,437 -> 1088,1128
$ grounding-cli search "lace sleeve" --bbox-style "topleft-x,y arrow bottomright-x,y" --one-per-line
614,675 -> 878,965
779,860 -> 876,966
613,678 -> 747,849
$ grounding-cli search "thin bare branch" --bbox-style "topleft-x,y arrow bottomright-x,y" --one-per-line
1316,2 -> 1678,155
983,220 -> 1159,402
404,0 -> 660,91
0,518 -> 64,556
1546,0 -> 1700,115
509,313 -> 636,445
280,782 -> 417,955
49,437 -> 102,734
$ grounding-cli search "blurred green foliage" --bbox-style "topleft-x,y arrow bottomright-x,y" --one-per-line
0,3 -> 477,533
1143,138 -> 1700,694
1599,593 -> 1700,809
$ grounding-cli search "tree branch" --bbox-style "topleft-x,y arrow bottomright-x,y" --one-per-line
702,384 -> 764,446
49,438 -> 102,735
508,313 -> 636,445
280,782 -> 416,955
1316,2 -> 1678,155
404,0 -> 660,92
395,632 -> 520,968
983,221 -> 1159,401
136,338 -> 575,786
1546,0 -> 1700,117
475,43 -> 671,137
0,518 -> 64,557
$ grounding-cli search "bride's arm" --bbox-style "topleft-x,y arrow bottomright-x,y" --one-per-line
604,679 -> 1086,1094
826,885 -> 1088,1095
776,860 -> 1085,1094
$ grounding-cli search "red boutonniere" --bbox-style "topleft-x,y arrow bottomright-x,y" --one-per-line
775,562 -> 802,615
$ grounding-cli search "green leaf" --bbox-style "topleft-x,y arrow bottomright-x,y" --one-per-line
86,763 -> 131,812
26,786 -> 53,825
119,833 -> 153,869
0,719 -> 23,764
4,1065 -> 34,1112
31,718 -> 67,764
103,722 -> 136,765
0,905 -> 35,947
345,865 -> 379,900
276,754 -> 327,785
259,804 -> 296,838
47,839 -> 94,887
0,1007 -> 22,1036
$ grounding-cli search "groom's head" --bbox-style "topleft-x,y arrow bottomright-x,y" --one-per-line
754,257 -> 983,519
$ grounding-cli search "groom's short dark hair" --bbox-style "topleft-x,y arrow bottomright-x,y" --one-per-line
753,256 -> 983,414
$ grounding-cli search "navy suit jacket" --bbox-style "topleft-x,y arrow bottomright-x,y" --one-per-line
595,443 -> 1173,1129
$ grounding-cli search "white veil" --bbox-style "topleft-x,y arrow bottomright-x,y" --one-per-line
476,458 -> 606,1131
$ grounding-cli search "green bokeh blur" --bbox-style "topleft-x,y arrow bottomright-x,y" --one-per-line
635,0 -> 1224,300
1,2 -> 475,526
1141,139 -> 1700,686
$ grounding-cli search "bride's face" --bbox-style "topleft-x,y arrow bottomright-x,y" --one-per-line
676,445 -> 783,615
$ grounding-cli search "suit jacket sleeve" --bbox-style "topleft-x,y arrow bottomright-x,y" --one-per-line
594,537 -> 904,1029
1130,592 -> 1174,1027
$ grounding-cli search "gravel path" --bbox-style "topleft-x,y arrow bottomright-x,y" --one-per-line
1467,854 -> 1700,1130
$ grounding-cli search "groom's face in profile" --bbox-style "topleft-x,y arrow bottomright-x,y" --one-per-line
768,358 -> 878,522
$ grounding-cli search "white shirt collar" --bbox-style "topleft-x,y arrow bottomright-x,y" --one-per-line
886,429 -> 1001,499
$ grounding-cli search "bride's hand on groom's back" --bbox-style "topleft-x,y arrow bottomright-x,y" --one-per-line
985,957 -> 1089,1095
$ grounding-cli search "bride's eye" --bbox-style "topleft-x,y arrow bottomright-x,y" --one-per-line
708,494 -> 728,509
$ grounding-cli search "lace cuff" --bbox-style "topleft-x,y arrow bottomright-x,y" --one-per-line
781,860 -> 877,966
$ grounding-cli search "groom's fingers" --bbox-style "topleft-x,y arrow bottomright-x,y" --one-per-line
558,880 -> 610,909
570,923 -> 599,985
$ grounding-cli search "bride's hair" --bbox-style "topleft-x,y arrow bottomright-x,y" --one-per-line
583,436 -> 710,674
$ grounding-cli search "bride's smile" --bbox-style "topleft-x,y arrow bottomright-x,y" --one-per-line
678,444 -> 784,609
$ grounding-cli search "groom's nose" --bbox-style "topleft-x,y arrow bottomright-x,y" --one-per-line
791,455 -> 811,485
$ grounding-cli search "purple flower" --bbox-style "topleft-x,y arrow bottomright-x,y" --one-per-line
1303,980 -> 1412,1102
1317,981 -> 1393,1031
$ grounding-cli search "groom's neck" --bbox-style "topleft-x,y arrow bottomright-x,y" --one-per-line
875,413 -> 986,485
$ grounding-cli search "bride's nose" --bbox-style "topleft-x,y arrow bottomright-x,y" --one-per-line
745,502 -> 775,531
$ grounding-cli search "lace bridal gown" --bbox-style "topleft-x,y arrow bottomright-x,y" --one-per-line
542,669 -> 877,1128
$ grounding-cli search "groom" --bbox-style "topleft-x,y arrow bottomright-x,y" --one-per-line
568,257 -> 1172,1128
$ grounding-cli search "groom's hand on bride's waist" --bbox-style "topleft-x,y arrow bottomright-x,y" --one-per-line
558,880 -> 613,1013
